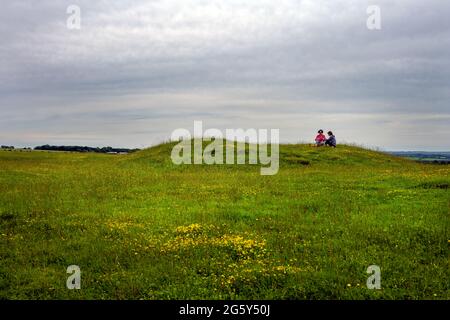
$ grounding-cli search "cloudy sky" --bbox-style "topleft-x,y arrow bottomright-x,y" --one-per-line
1,0 -> 449,151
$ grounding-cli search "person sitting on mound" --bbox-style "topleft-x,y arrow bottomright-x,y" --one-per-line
325,131 -> 336,147
315,129 -> 326,146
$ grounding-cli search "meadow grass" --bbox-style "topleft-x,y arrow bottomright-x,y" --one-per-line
0,143 -> 449,299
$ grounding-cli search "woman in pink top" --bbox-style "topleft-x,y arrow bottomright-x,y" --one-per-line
315,129 -> 326,146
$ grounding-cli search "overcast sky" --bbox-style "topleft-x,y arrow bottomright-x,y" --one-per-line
1,0 -> 449,150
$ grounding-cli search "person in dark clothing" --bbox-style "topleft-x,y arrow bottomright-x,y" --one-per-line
325,131 -> 336,147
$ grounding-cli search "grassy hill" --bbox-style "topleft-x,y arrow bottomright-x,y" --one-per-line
0,142 -> 448,299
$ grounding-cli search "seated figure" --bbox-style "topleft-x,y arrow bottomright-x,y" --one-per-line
315,130 -> 326,146
325,131 -> 336,147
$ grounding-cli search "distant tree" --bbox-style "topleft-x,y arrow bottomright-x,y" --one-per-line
33,145 -> 140,154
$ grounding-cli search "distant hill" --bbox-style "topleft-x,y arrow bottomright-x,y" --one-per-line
388,151 -> 450,164
128,140 -> 409,167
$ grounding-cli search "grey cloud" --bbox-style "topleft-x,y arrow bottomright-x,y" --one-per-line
0,0 -> 449,150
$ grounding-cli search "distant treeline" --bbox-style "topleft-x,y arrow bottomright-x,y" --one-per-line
34,145 -> 140,154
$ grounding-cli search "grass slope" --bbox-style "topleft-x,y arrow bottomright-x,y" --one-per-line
0,143 -> 449,299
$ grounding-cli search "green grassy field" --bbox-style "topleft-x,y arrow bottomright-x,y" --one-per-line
0,142 -> 449,299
